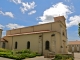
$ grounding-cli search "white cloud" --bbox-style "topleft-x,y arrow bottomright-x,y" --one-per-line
0,24 -> 4,29
6,23 -> 25,29
5,12 -> 14,18
38,2 -> 72,24
0,10 -> 14,18
67,15 -> 80,28
20,1 -> 36,13
10,0 -> 36,14
28,10 -> 36,15
2,31 -> 6,37
39,21 -> 53,24
10,0 -> 22,4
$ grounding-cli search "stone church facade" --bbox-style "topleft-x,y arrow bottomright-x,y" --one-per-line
0,16 -> 68,55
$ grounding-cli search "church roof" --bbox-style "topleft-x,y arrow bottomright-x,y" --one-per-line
1,38 -> 8,42
6,30 -> 58,37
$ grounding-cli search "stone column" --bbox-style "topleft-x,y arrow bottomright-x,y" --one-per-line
38,35 -> 43,55
60,25 -> 63,53
51,34 -> 56,54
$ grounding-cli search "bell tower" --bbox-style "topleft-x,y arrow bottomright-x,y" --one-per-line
54,16 -> 66,25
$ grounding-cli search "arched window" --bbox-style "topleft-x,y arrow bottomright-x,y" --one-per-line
15,42 -> 18,49
27,41 -> 30,49
2,42 -> 5,48
63,32 -> 65,36
45,41 -> 49,50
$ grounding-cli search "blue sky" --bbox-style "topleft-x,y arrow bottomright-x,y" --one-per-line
0,0 -> 80,40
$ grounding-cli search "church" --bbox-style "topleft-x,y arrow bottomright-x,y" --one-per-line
0,16 -> 68,55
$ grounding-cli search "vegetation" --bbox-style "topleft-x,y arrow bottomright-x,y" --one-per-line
54,54 -> 74,60
0,48 -> 74,60
78,23 -> 80,37
0,48 -> 41,60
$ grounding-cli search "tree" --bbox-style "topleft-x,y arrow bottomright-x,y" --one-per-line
78,23 -> 80,37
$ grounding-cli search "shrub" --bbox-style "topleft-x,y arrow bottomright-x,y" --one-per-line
35,52 -> 41,56
27,53 -> 36,58
55,54 -> 62,59
0,48 -> 7,52
54,54 -> 74,60
36,53 -> 41,56
0,48 -> 41,60
16,49 -> 31,54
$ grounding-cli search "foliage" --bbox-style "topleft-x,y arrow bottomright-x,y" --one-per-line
78,23 -> 80,37
0,48 -> 41,60
54,54 -> 74,60
16,49 -> 31,54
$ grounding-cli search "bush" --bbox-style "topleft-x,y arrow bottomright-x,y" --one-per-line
0,52 -> 11,57
54,54 -> 74,60
55,54 -> 62,59
27,53 -> 36,58
0,48 -> 8,52
16,49 -> 31,54
36,53 -> 41,56
0,48 -> 41,60
36,52 -> 41,56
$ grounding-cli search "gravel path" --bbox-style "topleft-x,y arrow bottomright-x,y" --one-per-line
74,53 -> 80,60
0,57 -> 13,60
24,56 -> 49,60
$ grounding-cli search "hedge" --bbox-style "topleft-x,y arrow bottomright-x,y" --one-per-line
0,48 -> 41,60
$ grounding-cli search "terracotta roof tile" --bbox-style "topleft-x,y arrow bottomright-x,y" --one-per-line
6,30 -> 51,37
69,40 -> 80,45
1,38 -> 8,42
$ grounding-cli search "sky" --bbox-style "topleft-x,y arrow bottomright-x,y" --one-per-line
0,0 -> 80,41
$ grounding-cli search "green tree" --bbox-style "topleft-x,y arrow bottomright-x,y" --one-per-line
78,23 -> 80,37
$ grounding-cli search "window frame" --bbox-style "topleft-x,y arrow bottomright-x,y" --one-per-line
45,41 -> 49,50
15,42 -> 18,49
27,41 -> 30,49
2,42 -> 6,48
